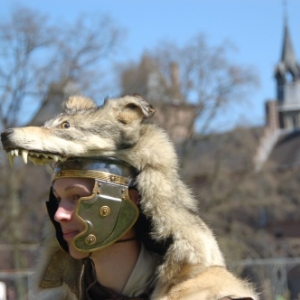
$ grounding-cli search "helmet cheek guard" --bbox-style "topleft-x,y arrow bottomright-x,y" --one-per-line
74,179 -> 139,251
46,157 -> 139,253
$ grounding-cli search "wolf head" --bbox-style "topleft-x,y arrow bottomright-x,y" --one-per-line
1,95 -> 155,165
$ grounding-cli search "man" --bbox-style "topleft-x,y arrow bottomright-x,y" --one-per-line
30,156 -> 258,300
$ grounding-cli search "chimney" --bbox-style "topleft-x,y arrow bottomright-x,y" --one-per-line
170,62 -> 182,101
265,100 -> 279,131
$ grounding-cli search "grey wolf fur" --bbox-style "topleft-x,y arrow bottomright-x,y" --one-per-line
1,95 -> 258,299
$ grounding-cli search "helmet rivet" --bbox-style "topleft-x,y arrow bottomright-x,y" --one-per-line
85,234 -> 96,245
100,206 -> 111,217
110,175 -> 116,182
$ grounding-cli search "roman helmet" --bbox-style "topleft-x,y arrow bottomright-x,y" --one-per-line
46,157 -> 139,253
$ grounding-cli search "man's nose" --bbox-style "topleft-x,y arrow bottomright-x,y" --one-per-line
54,205 -> 72,222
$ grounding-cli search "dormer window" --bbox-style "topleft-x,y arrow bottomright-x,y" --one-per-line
285,71 -> 293,83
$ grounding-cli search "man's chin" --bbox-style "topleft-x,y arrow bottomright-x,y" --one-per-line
68,244 -> 90,260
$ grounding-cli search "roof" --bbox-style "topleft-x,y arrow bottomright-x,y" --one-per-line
181,126 -> 264,178
268,130 -> 300,169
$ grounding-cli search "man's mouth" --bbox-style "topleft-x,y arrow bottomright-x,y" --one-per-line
62,230 -> 80,240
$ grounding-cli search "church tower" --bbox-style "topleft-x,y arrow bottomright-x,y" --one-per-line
254,15 -> 300,170
274,21 -> 300,130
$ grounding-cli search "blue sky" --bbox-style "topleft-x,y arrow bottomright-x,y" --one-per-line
2,0 -> 300,130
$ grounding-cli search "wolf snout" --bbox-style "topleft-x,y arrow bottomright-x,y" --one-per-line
1,129 -> 13,143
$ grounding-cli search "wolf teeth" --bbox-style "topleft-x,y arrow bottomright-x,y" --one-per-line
28,156 -> 50,166
7,149 -> 65,166
10,149 -> 18,156
52,155 -> 59,162
21,150 -> 28,164
8,153 -> 15,166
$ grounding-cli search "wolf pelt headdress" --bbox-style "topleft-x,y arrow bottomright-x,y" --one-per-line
1,95 -> 258,299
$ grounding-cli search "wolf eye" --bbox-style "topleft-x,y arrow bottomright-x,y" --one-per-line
61,121 -> 70,129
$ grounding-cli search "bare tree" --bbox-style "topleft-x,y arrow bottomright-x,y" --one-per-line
118,35 -> 258,141
0,6 -> 123,130
0,6 -> 123,299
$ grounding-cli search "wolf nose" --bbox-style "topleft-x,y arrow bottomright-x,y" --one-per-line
1,129 -> 13,142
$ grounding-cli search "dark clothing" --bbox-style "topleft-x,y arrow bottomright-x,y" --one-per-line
84,259 -> 152,300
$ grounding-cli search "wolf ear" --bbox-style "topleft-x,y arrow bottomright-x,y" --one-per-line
63,96 -> 97,113
117,95 -> 155,124
130,94 -> 155,119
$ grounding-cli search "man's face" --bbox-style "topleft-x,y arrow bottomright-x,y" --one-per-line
52,177 -> 95,259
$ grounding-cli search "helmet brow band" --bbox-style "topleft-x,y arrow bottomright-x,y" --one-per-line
51,170 -> 128,185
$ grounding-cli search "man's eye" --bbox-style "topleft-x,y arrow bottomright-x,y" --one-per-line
73,194 -> 81,201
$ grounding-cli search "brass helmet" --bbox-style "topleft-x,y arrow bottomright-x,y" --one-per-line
46,157 -> 139,253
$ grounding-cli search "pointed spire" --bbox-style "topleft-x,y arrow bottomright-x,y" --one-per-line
275,3 -> 300,80
281,20 -> 297,68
